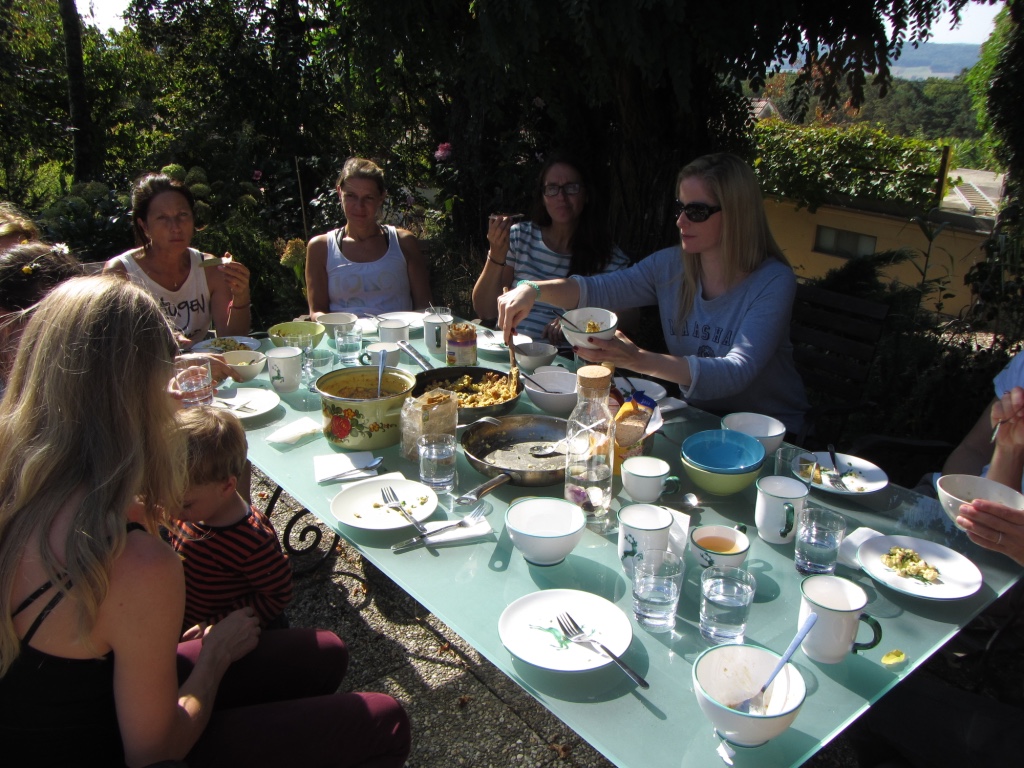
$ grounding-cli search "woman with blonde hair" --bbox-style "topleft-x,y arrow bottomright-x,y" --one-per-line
0,276 -> 410,767
305,156 -> 432,318
497,152 -> 808,433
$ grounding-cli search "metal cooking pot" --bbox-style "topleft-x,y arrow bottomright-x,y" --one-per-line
399,340 -> 523,421
456,414 -> 568,504
315,366 -> 416,449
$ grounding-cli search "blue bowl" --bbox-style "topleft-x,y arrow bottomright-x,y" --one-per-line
681,429 -> 766,475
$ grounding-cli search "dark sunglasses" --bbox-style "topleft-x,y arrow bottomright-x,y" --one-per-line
673,200 -> 722,222
543,182 -> 582,197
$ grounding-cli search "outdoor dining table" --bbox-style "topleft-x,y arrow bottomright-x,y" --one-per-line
232,324 -> 1023,768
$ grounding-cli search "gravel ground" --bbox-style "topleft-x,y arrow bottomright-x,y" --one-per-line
254,468 -> 1024,768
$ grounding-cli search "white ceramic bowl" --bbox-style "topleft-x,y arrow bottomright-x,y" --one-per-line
721,412 -> 787,456
222,350 -> 267,382
523,370 -> 578,416
318,312 -> 358,341
560,307 -> 618,350
514,341 -> 558,372
505,497 -> 586,566
692,643 -> 807,748
936,474 -> 1024,530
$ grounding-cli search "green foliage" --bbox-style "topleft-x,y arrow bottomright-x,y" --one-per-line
36,181 -> 133,263
753,120 -> 944,211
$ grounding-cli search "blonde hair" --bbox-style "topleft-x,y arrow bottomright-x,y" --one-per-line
675,153 -> 788,322
0,275 -> 186,676
175,406 -> 248,486
336,157 -> 386,195
0,202 -> 39,246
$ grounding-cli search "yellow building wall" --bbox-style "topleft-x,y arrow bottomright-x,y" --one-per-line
764,198 -> 989,315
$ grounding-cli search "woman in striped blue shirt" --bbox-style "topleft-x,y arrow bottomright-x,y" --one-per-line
473,153 -> 630,344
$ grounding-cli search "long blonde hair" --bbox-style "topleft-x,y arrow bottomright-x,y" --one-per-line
675,153 -> 788,323
0,276 -> 187,676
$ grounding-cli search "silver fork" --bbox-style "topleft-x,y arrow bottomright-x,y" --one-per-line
556,612 -> 649,689
382,486 -> 429,535
825,444 -> 847,490
391,504 -> 487,551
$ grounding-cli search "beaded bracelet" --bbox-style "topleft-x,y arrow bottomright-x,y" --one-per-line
517,279 -> 541,297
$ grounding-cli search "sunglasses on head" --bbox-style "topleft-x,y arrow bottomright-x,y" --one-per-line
673,200 -> 722,223
543,182 -> 582,197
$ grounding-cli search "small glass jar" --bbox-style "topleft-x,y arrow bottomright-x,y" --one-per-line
446,322 -> 478,366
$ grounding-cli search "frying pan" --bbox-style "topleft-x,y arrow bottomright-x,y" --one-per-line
456,414 -> 568,504
399,340 -> 524,421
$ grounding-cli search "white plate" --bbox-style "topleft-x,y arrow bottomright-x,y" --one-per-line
213,387 -> 280,420
498,589 -> 633,671
857,535 -> 982,600
800,452 -> 888,495
615,376 -> 667,403
479,332 -> 532,354
377,311 -> 426,331
192,336 -> 261,352
329,477 -> 438,530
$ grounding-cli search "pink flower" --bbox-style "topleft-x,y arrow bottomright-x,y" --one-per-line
252,170 -> 263,182
434,142 -> 453,162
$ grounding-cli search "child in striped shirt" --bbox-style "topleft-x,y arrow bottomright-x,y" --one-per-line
168,406 -> 292,638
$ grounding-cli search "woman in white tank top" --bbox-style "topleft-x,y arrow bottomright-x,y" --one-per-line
305,158 -> 432,319
104,173 -> 252,347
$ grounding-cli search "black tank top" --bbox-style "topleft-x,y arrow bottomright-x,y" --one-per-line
0,523 -> 146,767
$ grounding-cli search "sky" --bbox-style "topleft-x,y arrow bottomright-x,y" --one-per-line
77,0 -> 1002,43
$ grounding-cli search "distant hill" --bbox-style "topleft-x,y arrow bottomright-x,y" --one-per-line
889,42 -> 980,79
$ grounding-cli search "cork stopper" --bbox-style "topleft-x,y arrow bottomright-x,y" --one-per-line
576,365 -> 612,389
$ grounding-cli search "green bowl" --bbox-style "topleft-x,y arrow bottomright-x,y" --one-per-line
681,455 -> 761,496
268,321 -> 326,349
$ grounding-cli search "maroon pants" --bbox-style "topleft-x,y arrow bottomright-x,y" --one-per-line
176,629 -> 410,768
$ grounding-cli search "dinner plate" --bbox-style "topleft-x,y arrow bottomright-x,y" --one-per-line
800,452 -> 888,495
614,376 -> 667,403
498,588 -> 632,671
479,332 -> 531,354
857,535 -> 982,600
213,387 -> 281,420
192,336 -> 261,352
329,477 -> 438,530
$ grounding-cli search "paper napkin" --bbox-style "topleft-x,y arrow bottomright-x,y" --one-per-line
838,526 -> 884,569
266,416 -> 321,444
667,509 -> 692,558
314,451 -> 379,483
412,515 -> 493,545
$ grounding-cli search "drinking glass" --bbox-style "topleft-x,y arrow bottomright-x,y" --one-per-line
795,506 -> 847,575
418,434 -> 456,492
174,358 -> 214,406
775,445 -> 819,486
699,566 -> 756,644
335,326 -> 363,365
631,549 -> 684,633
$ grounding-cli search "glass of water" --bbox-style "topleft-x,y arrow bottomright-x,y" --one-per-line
173,358 -> 214,407
700,566 -> 756,644
631,549 -> 684,633
335,326 -> 362,365
795,506 -> 847,575
417,433 -> 457,493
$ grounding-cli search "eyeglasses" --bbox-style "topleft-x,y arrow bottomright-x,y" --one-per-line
673,200 -> 722,223
543,183 -> 582,197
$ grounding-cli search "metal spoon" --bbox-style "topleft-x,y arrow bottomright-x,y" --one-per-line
321,456 -> 385,482
734,613 -> 817,714
519,371 -> 551,392
555,311 -> 586,333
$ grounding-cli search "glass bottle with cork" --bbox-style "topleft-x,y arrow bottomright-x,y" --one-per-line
564,365 -> 616,530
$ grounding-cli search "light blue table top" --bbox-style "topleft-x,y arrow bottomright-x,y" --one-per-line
234,328 -> 1022,768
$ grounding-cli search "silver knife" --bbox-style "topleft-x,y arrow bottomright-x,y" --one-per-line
392,504 -> 484,551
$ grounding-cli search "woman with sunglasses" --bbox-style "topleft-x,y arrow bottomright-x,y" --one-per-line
498,152 -> 808,434
473,153 -> 631,344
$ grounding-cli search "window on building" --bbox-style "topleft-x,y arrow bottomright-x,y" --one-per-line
813,226 -> 877,259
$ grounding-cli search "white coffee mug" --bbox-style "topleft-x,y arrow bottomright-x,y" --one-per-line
687,524 -> 750,569
423,310 -> 452,357
266,346 -> 303,394
378,319 -> 410,344
359,341 -> 401,367
799,575 -> 883,664
621,456 -> 681,503
754,475 -> 808,544
617,503 -> 673,575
